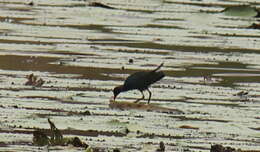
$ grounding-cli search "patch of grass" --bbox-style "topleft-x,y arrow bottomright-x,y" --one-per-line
33,119 -> 89,149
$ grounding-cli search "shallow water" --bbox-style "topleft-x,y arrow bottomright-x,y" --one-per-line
0,0 -> 259,151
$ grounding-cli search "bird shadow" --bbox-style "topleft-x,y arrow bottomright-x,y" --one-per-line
109,99 -> 184,114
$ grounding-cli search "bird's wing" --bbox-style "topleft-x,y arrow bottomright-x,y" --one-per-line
147,71 -> 165,85
124,72 -> 148,90
124,71 -> 165,91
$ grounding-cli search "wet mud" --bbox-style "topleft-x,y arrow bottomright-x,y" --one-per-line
0,0 -> 260,151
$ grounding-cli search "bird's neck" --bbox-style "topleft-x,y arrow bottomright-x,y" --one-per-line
119,85 -> 128,92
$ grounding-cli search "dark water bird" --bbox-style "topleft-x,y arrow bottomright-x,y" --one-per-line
113,63 -> 165,104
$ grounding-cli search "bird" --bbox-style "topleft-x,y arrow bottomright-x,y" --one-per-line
113,63 -> 165,104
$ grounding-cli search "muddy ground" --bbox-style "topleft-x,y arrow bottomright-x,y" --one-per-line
0,0 -> 259,151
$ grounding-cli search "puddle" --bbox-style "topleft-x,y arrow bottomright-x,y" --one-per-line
0,0 -> 260,151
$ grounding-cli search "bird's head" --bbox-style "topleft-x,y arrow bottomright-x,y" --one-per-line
113,85 -> 123,101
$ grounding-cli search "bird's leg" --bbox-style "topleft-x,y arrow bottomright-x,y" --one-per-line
147,88 -> 152,104
134,91 -> 145,103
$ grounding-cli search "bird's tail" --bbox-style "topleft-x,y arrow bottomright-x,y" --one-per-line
152,63 -> 164,72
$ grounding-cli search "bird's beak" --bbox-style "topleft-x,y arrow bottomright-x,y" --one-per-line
110,95 -> 116,101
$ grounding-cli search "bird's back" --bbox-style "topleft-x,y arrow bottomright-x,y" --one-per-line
124,70 -> 165,91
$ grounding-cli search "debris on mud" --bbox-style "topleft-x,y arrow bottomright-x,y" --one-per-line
109,99 -> 184,114
179,125 -> 199,130
88,2 -> 115,9
222,5 -> 258,17
248,23 -> 260,29
156,141 -> 165,152
67,137 -> 88,148
233,91 -> 249,101
128,58 -> 134,64
233,91 -> 248,96
113,148 -> 121,152
210,144 -> 258,152
250,127 -> 260,131
33,130 -> 49,146
203,75 -> 212,83
79,110 -> 91,116
201,75 -> 222,84
210,144 -> 237,152
28,1 -> 34,6
25,73 -> 45,87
